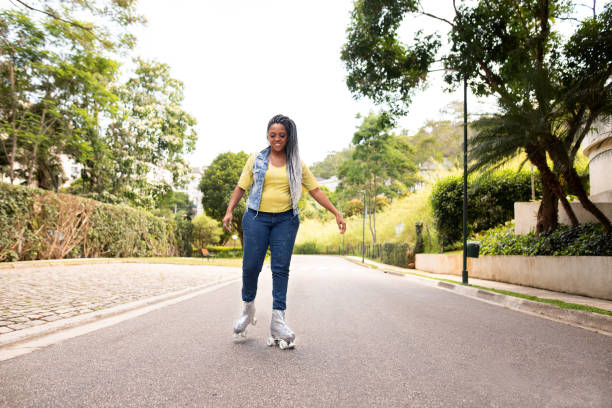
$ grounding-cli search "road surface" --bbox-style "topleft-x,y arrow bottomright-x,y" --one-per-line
1,256 -> 610,407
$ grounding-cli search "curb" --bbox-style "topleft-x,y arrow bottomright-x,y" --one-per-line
0,276 -> 241,349
380,268 -> 612,336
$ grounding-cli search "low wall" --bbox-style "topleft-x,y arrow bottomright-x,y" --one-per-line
415,254 -> 612,300
514,201 -> 612,235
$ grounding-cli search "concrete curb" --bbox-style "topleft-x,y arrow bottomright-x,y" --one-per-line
0,276 -> 241,349
381,268 -> 612,336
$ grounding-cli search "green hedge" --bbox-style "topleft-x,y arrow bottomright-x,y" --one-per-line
378,242 -> 411,267
430,170 -> 539,249
477,223 -> 612,256
0,182 -> 177,261
204,245 -> 243,258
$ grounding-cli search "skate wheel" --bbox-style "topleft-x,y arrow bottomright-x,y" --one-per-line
233,333 -> 239,339
241,330 -> 247,337
279,340 -> 288,350
266,337 -> 275,346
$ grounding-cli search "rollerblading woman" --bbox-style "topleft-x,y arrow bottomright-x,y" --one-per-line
223,114 -> 346,349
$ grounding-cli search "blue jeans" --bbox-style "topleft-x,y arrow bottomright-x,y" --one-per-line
241,208 -> 299,310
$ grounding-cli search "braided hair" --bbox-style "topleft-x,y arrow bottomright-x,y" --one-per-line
267,114 -> 302,209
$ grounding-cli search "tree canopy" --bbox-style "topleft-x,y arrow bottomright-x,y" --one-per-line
199,151 -> 250,244
337,112 -> 417,243
0,1 -> 198,210
310,147 -> 353,179
342,0 -> 611,233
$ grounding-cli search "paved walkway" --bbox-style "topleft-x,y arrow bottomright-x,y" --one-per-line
347,256 -> 612,312
0,263 -> 240,335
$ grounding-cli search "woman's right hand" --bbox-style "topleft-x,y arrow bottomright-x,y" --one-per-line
222,212 -> 233,232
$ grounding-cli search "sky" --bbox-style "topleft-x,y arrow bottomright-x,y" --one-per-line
131,0 -> 495,167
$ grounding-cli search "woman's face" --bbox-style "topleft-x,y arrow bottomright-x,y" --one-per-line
267,123 -> 288,153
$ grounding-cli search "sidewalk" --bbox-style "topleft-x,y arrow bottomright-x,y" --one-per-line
0,262 -> 240,340
347,256 -> 612,312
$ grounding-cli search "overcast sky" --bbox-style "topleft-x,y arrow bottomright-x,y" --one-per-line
131,0 -> 495,167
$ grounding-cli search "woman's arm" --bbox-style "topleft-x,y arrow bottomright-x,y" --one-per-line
222,186 -> 246,231
309,187 -> 346,234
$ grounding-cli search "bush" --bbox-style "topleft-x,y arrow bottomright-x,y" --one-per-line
192,213 -> 223,248
175,218 -> 194,257
342,199 -> 364,218
430,170 -> 539,249
0,182 -> 177,261
293,241 -> 319,254
204,245 -> 243,258
380,242 -> 410,267
477,222 -> 612,256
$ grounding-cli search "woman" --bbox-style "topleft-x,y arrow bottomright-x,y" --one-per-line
222,114 -> 346,349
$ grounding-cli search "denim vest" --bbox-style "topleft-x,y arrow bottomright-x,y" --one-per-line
246,146 -> 299,215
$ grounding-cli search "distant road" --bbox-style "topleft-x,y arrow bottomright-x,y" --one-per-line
1,255 -> 610,407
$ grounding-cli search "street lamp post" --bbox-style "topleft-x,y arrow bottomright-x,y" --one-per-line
462,75 -> 469,285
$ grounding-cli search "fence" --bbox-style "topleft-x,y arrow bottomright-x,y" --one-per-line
293,241 -> 412,268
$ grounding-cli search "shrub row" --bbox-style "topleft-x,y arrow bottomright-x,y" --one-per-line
203,245 -> 243,258
430,169 -> 539,249
477,223 -> 612,256
0,182 -> 177,261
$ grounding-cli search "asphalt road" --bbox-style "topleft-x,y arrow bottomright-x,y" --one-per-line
1,256 -> 611,407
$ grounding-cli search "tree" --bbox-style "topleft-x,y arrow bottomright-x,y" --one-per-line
199,151 -> 250,244
93,58 -> 197,208
192,213 -> 223,249
341,0 -> 612,233
405,104 -> 466,168
338,112 -> 417,243
0,1 -> 143,192
298,185 -> 337,221
153,191 -> 193,219
310,148 -> 353,179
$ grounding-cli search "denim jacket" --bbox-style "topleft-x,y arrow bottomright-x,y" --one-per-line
246,146 -> 299,215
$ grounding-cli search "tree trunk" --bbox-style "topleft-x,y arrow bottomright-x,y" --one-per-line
367,190 -> 376,244
526,146 -> 579,228
372,199 -> 377,244
27,142 -> 38,186
564,166 -> 611,232
546,137 -> 611,232
9,132 -> 16,184
537,176 -> 558,235
8,62 -> 17,184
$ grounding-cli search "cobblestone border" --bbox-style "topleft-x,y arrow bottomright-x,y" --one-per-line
0,276 -> 240,349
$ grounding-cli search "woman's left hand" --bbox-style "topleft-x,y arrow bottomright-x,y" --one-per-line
335,213 -> 346,234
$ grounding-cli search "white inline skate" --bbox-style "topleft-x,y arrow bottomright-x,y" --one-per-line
266,309 -> 295,350
233,301 -> 257,338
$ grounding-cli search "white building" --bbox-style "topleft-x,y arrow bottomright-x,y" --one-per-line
316,175 -> 339,192
177,166 -> 206,215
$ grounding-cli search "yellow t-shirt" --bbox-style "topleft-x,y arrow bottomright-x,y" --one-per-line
238,155 -> 319,212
